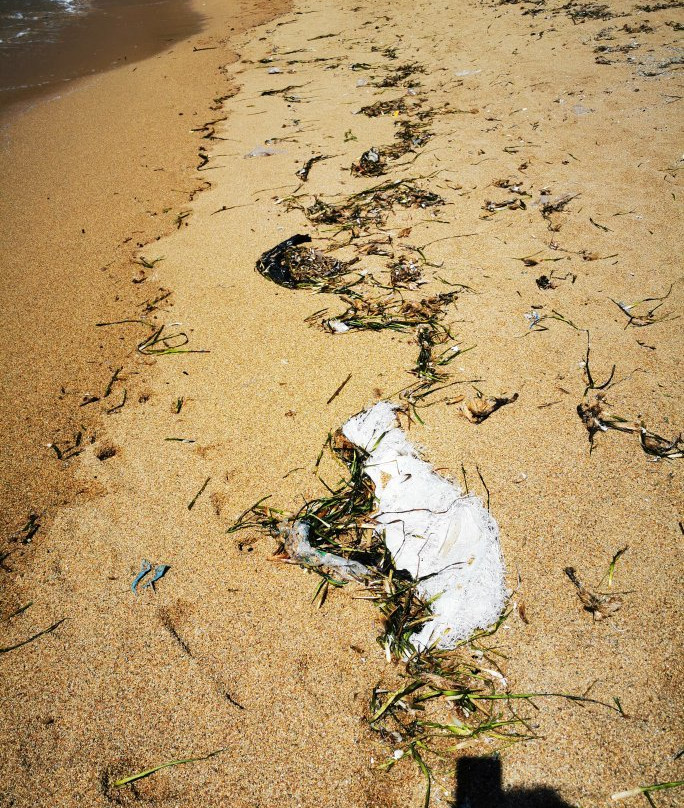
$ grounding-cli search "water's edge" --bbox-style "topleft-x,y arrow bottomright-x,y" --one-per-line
0,0 -> 204,120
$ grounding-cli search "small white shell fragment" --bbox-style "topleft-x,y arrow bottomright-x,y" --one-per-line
342,402 -> 507,650
328,319 -> 351,333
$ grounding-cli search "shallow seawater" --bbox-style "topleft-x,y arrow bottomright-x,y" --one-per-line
0,0 -> 91,50
0,0 -> 203,116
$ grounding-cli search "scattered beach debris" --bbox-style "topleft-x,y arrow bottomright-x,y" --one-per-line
564,566 -> 623,620
244,144 -> 279,158
358,97 -> 409,117
256,234 -> 355,288
9,513 -> 40,545
539,192 -> 578,230
326,372 -> 353,405
375,62 -> 425,88
280,520 -> 373,582
290,177 -> 445,234
144,564 -> 170,591
639,427 -> 683,459
137,324 -> 209,356
599,546 -> 628,589
237,402 -> 508,651
131,560 -> 152,594
535,275 -> 556,290
389,255 -> 423,289
460,392 -> 519,423
351,146 -> 387,177
316,291 -> 457,334
342,402 -> 507,649
131,560 -> 170,594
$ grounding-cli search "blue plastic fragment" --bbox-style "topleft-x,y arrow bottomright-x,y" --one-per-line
131,559 -> 152,595
142,564 -> 170,591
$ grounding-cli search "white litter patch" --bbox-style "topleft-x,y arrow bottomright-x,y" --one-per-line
342,401 -> 507,650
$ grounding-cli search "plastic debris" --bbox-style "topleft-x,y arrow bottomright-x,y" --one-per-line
131,559 -> 170,594
351,147 -> 387,177
142,564 -> 171,591
244,145 -> 279,158
131,559 -> 152,594
341,401 -> 507,649
283,520 -> 372,581
524,311 -> 541,329
256,234 -> 354,289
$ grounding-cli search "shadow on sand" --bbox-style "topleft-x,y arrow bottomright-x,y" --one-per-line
455,756 -> 573,807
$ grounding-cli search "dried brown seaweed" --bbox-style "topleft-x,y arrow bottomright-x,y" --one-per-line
564,567 -> 623,620
389,255 -> 423,288
358,98 -> 409,117
460,392 -> 519,423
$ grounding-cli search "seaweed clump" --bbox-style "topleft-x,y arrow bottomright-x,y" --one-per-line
256,234 -> 355,289
351,147 -> 387,177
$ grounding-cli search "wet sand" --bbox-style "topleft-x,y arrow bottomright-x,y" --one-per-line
0,0 -> 204,117
1,0 -> 682,806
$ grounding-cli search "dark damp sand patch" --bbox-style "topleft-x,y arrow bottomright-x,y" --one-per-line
0,0 -> 204,119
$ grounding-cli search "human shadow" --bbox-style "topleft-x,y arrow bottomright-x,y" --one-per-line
455,756 -> 573,807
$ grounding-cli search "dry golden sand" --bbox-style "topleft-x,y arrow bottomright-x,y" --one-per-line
1,0 -> 683,806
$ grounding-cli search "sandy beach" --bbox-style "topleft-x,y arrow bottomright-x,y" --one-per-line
1,0 -> 682,806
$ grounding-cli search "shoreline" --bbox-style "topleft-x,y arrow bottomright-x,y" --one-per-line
1,0 -> 682,806
0,0 -> 205,121
0,0 -> 289,575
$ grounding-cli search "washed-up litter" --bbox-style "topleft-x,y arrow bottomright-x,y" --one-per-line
256,234 -> 356,289
244,145 -> 279,158
131,559 -> 170,595
239,402 -> 506,649
481,197 -> 526,216
341,402 -> 507,648
282,520 -> 373,581
351,147 -> 387,177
